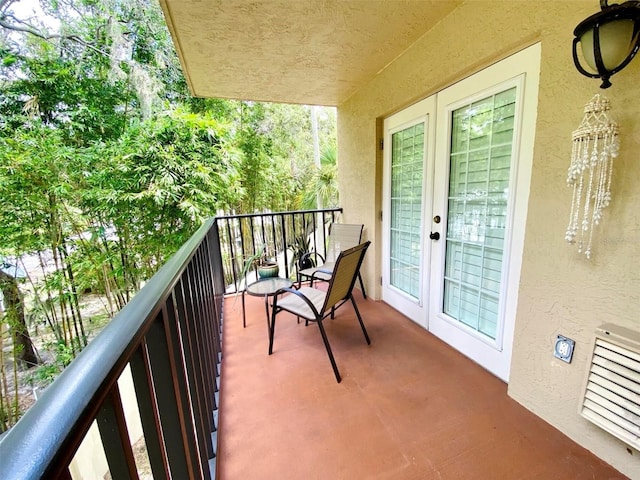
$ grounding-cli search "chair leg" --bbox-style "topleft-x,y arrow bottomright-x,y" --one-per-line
241,290 -> 246,328
268,307 -> 277,355
350,296 -> 370,345
316,319 -> 341,383
357,272 -> 367,299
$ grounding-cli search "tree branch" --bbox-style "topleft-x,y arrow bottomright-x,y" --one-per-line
0,12 -> 110,58
0,0 -> 17,13
0,15 -> 52,40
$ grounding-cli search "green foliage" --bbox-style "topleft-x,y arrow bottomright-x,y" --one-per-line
302,144 -> 339,209
27,364 -> 60,386
0,123 -> 74,254
287,231 -> 313,273
236,102 -> 332,212
236,244 -> 268,290
0,0 -> 337,427
0,402 -> 21,434
0,43 -> 132,145
86,110 -> 241,276
26,340 -> 76,387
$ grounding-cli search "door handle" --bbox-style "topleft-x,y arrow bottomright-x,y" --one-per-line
429,232 -> 440,240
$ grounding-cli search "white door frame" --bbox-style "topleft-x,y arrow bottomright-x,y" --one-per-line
381,44 -> 541,382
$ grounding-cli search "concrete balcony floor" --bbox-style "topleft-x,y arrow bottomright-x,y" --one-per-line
219,289 -> 626,480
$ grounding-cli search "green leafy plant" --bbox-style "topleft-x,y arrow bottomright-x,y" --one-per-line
26,340 -> 77,388
237,243 -> 279,288
27,364 -> 60,386
237,245 -> 265,288
287,232 -> 314,274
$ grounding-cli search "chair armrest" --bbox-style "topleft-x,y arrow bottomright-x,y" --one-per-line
274,287 -> 299,296
310,268 -> 332,279
273,287 -> 321,319
309,267 -> 333,282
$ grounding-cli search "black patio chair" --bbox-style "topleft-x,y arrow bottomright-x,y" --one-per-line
269,241 -> 371,383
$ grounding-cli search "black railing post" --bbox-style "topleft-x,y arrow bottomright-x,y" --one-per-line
311,211 -> 319,257
199,239 -> 221,384
236,218 -> 246,290
280,214 -> 289,279
224,218 -> 236,289
270,213 -> 277,259
164,291 -> 210,479
191,252 -> 217,411
129,346 -> 171,480
145,311 -> 195,479
96,385 -> 139,480
174,276 -> 212,451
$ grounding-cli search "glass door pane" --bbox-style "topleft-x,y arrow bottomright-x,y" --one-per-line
443,87 -> 517,340
389,123 -> 424,300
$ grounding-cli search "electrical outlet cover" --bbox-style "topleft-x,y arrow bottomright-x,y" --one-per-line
554,335 -> 575,363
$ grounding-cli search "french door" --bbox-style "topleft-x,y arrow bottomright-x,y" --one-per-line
381,96 -> 435,325
382,44 -> 540,381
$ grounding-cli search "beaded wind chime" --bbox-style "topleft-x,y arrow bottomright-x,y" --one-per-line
565,94 -> 619,259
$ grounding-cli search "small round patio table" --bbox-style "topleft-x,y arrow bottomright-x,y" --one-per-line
242,277 -> 293,332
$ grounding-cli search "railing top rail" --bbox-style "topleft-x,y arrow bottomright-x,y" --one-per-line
0,218 -> 217,480
215,207 -> 342,221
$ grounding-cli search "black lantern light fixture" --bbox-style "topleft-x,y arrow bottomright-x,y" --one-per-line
572,0 -> 640,88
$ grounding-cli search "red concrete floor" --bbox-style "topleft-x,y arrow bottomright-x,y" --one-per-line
217,290 -> 626,480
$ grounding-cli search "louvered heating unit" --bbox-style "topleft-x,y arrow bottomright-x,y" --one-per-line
579,324 -> 640,450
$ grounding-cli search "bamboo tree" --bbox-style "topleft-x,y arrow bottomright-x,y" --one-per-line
0,0 -> 337,428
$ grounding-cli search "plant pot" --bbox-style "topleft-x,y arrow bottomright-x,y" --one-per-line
258,262 -> 279,278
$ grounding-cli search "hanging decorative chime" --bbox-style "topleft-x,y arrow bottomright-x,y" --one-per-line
565,94 -> 619,259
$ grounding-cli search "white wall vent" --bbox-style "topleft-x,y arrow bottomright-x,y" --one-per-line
579,324 -> 640,450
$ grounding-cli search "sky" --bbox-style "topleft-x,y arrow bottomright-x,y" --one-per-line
7,0 -> 59,31
9,0 -> 43,18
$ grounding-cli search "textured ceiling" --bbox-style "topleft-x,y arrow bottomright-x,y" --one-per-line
159,0 -> 461,106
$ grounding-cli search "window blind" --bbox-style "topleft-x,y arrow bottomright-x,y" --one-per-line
443,87 -> 516,339
389,123 -> 424,299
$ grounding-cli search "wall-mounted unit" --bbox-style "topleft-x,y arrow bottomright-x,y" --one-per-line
579,324 -> 640,450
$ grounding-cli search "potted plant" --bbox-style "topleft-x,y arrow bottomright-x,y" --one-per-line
257,259 -> 279,279
240,244 -> 279,283
288,232 -> 315,274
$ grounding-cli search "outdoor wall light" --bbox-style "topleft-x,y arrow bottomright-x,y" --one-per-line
572,0 -> 640,88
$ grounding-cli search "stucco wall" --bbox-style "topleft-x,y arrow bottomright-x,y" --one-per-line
337,0 -> 640,477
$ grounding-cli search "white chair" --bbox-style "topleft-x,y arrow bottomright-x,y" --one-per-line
297,223 -> 367,298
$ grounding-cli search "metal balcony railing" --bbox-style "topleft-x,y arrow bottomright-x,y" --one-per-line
0,209 -> 341,480
216,208 -> 343,291
0,218 -> 224,480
